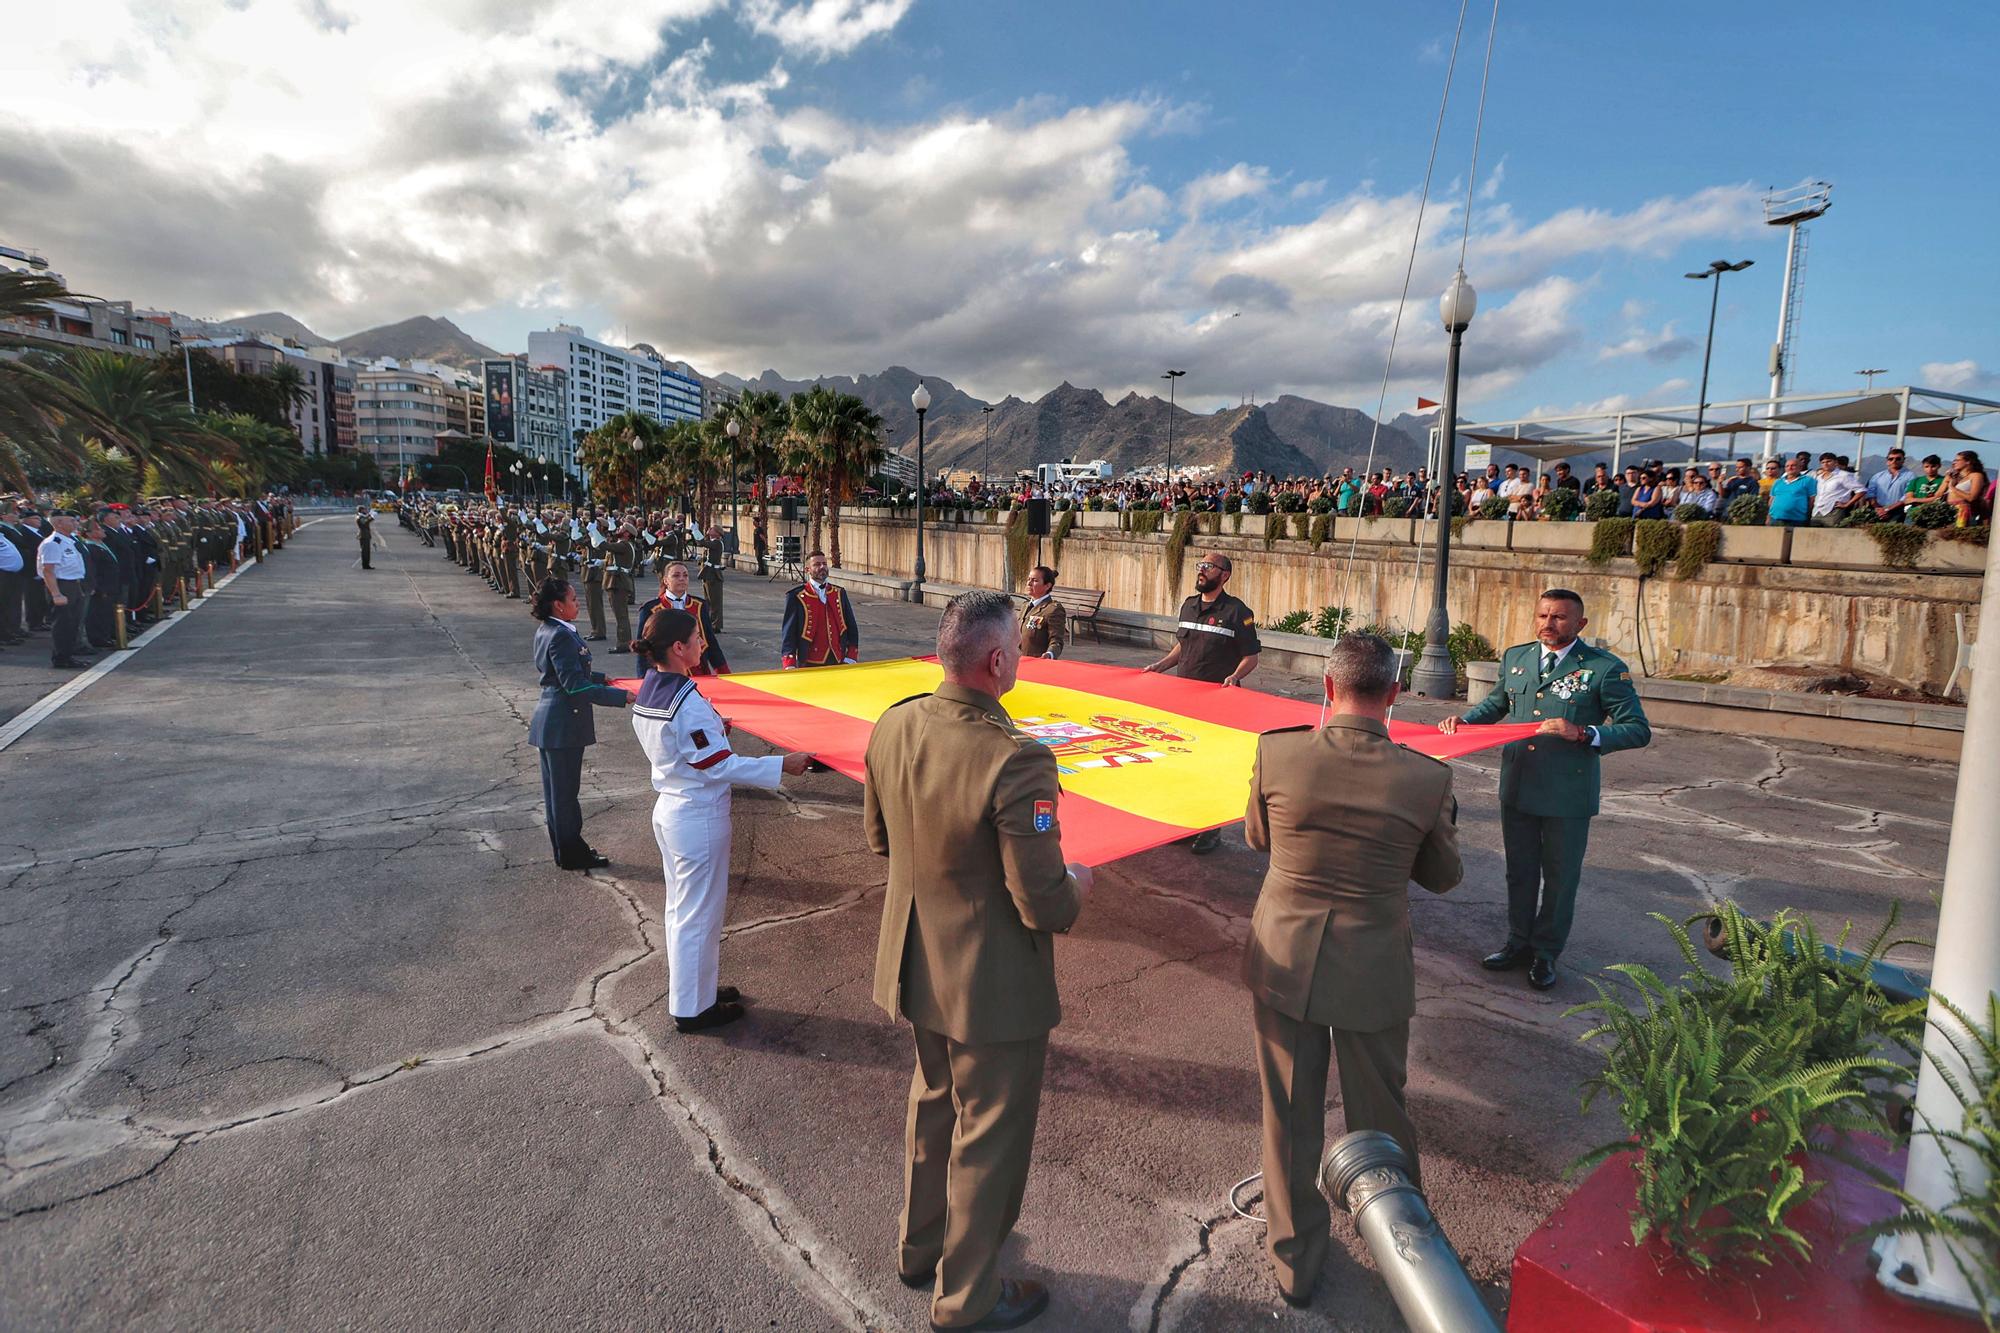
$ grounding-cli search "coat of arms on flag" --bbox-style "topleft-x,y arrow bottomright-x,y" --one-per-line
1033,800 -> 1055,833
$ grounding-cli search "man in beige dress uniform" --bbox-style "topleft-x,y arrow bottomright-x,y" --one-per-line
864,590 -> 1095,1332
1242,631 -> 1463,1308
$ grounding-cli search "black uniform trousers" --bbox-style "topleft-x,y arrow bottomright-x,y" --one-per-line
0,569 -> 23,640
538,746 -> 588,865
86,587 -> 118,647
50,579 -> 86,662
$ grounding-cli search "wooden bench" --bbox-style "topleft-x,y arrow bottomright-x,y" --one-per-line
1025,586 -> 1106,643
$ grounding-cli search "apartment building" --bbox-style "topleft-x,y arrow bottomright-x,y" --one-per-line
482,357 -> 572,476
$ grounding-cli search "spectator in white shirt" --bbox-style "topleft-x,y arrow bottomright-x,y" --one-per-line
37,512 -> 91,668
1810,453 -> 1868,523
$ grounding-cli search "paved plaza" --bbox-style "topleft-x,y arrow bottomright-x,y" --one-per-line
0,515 -> 1955,1330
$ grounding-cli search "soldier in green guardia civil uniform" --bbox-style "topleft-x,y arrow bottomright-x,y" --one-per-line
1440,588 -> 1650,991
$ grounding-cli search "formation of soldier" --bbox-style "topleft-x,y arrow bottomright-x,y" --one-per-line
398,497 -> 725,644
2,493 -> 294,666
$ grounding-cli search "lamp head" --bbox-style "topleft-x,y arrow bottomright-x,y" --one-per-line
726,416 -> 740,437
911,382 -> 931,412
1440,270 -> 1477,330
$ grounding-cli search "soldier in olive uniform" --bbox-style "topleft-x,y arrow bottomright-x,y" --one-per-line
864,591 -> 1093,1331
1017,565 -> 1067,659
604,523 -> 637,648
582,522 -> 609,640
1440,588 -> 1651,990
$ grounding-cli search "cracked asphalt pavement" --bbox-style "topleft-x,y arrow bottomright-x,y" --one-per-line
0,517 -> 1954,1330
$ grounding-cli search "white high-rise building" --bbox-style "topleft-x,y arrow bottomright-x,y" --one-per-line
526,325 -> 664,440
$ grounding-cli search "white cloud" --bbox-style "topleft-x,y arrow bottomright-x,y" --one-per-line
1599,320 -> 1696,364
1180,163 -> 1271,217
0,1 -> 1767,410
1920,359 -> 1993,391
742,0 -> 916,58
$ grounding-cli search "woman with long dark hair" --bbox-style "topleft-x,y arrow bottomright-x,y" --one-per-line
631,606 -> 809,1032
528,577 -> 632,870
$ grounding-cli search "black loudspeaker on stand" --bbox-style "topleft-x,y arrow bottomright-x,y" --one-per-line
779,496 -> 800,523
1025,498 -> 1050,536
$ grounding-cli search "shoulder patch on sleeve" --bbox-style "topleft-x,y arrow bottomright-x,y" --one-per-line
1032,799 -> 1055,833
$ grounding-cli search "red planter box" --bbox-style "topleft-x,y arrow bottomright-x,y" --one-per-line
1509,1137 -> 1972,1331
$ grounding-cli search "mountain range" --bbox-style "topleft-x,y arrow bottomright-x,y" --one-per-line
722,367 -> 1430,479
207,307 -> 1430,476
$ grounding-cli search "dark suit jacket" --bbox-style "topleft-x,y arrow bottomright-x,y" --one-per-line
527,619 -> 628,749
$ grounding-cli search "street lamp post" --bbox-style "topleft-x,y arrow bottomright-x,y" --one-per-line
1684,259 -> 1754,465
1161,369 -> 1186,490
1409,271 -> 1478,701
981,404 -> 995,484
912,382 -> 931,598
629,434 -> 645,510
726,416 -> 741,558
509,460 -> 522,501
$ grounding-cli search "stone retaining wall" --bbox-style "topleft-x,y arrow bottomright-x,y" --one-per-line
732,507 -> 1986,693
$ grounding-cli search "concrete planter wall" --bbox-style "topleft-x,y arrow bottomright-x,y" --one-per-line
1789,526 -> 1898,570
1076,510 -> 1122,529
1509,522 -> 1598,555
1716,526 -> 1788,563
1919,539 -> 1990,574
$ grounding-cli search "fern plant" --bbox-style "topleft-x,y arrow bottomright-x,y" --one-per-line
1268,609 -> 1311,635
1570,903 -> 1924,1271
1860,991 -> 2000,1327
1311,605 -> 1351,639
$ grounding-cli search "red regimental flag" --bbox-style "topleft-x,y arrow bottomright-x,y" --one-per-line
609,658 -> 1538,867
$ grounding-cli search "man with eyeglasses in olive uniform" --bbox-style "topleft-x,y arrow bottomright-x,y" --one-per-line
1144,550 -> 1261,854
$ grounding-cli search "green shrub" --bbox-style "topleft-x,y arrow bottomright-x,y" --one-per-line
1004,508 -> 1032,590
1869,523 -> 1928,568
1223,493 -> 1243,514
1229,510 -> 1243,535
1478,495 -> 1511,520
1673,502 -> 1709,523
1311,605 -> 1351,639
1310,494 -> 1335,514
1446,623 -> 1496,679
1268,610 -> 1311,635
1936,524 -> 1992,548
1307,513 -> 1331,549
1584,488 -> 1621,521
1050,508 -> 1075,567
1541,487 -> 1580,521
1569,903 -> 1924,1272
1164,509 -> 1195,585
1633,519 -> 1681,576
1248,490 -> 1273,515
1589,516 -> 1636,564
1384,496 -> 1414,518
1675,520 -> 1722,579
1276,491 -> 1307,514
1909,501 -> 1955,529
1129,508 -> 1163,537
1840,504 -> 1881,527
1726,493 -> 1768,526
1291,511 -> 1313,542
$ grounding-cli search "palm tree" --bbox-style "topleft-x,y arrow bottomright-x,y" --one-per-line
732,389 -> 789,559
0,271 -> 135,487
53,350 -> 222,492
205,412 -> 305,492
823,394 -> 884,568
579,411 -> 661,506
268,361 -> 312,433
783,384 -> 840,554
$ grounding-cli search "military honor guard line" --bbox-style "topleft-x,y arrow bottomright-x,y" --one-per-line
393,500 -> 1649,1330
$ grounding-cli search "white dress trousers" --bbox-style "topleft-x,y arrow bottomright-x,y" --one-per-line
630,671 -> 783,1019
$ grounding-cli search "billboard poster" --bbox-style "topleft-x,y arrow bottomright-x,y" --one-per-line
484,361 -> 516,444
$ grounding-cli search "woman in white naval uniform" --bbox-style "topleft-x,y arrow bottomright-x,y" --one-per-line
631,607 -> 809,1033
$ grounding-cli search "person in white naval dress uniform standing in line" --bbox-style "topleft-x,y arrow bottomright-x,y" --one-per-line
630,607 -> 810,1033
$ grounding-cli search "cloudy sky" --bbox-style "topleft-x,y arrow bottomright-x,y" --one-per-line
2,0 -> 1993,420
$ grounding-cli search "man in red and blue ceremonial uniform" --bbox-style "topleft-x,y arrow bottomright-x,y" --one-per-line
779,549 -> 859,669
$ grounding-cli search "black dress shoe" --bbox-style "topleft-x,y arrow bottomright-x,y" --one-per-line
674,1001 -> 745,1033
1278,1287 -> 1312,1309
566,851 -> 611,870
1528,957 -> 1558,991
50,658 -> 86,669
898,1266 -> 936,1289
715,985 -> 741,1004
584,633 -> 607,641
1481,944 -> 1533,971
935,1279 -> 1049,1331
1187,828 -> 1223,855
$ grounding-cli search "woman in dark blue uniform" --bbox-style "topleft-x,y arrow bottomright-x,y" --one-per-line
529,576 -> 632,869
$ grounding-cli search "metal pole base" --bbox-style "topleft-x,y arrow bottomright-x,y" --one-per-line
1321,1131 -> 1499,1333
1408,645 -> 1459,700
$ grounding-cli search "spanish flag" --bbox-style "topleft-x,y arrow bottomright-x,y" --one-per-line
618,658 -> 1536,866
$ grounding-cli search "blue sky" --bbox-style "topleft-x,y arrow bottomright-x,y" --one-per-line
4,0 -> 1993,422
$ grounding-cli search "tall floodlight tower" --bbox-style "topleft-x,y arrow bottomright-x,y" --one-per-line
1760,180 -> 1832,459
